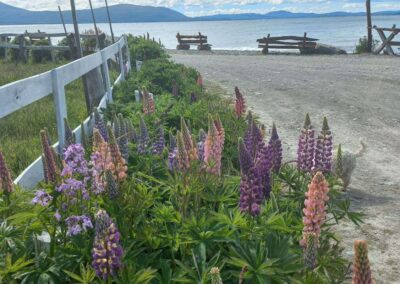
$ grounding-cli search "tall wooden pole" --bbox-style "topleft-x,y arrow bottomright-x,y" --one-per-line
88,0 -> 101,49
366,0 -> 372,53
104,0 -> 115,43
58,6 -> 68,35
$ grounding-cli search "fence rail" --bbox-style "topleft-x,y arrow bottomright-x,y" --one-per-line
0,35 -> 131,188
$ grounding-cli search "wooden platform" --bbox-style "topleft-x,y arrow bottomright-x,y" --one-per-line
257,33 -> 319,54
176,32 -> 211,51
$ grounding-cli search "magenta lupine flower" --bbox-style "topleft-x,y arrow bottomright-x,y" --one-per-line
152,125 -> 165,155
234,87 -> 246,118
138,116 -> 149,154
314,117 -> 333,173
32,190 -> 53,206
0,151 -> 13,193
65,215 -> 93,236
92,210 -> 123,279
62,144 -> 89,179
168,148 -> 178,172
40,129 -> 60,183
268,123 -> 283,173
244,119 -> 264,159
94,109 -> 108,142
197,129 -> 207,163
297,114 -> 315,173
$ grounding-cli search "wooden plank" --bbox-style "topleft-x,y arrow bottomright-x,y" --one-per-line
258,45 -> 315,49
102,41 -> 120,59
0,71 -> 53,118
178,39 -> 208,44
177,35 -> 207,39
260,40 -> 316,46
257,36 -> 318,42
375,29 -> 398,55
0,43 -> 70,51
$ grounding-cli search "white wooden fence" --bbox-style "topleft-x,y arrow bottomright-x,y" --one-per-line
0,35 -> 131,188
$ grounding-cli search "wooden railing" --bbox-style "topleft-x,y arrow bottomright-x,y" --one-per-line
0,35 -> 131,188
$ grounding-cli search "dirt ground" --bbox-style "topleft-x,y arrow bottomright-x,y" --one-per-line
171,52 -> 400,283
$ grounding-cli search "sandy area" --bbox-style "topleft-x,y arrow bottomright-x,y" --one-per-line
171,51 -> 400,283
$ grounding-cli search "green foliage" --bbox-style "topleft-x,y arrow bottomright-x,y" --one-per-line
31,39 -> 52,63
355,36 -> 379,54
127,35 -> 167,62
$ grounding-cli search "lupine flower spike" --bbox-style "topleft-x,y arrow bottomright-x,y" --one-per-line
107,126 -> 128,181
92,210 -> 123,280
301,172 -> 330,246
169,131 -> 177,151
94,109 -> 108,141
269,123 -> 283,172
314,117 -> 333,173
152,125 -> 165,155
0,152 -> 13,194
234,87 -> 246,118
304,232 -> 318,270
143,90 -> 155,115
244,119 -> 263,159
204,115 -> 223,175
40,129 -> 60,183
210,267 -> 223,284
176,131 -> 190,172
197,129 -> 207,163
352,240 -> 374,284
297,113 -> 315,173
181,118 -> 198,161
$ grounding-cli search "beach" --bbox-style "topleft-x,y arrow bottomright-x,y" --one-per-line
171,51 -> 400,283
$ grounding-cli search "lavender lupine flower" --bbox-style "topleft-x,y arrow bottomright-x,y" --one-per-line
169,131 -> 177,151
105,170 -> 119,199
54,210 -> 61,222
244,119 -> 264,159
314,117 -> 333,173
57,178 -> 88,200
297,114 -> 315,173
65,215 -> 93,236
92,210 -> 123,279
138,116 -> 149,154
268,123 -> 283,173
197,129 -> 207,163
152,125 -> 165,155
94,109 -> 108,142
32,190 -> 53,206
168,148 -> 178,172
0,151 -> 13,193
64,118 -> 75,149
62,144 -> 89,179
40,129 -> 60,183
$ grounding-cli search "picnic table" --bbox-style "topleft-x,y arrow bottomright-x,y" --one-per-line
257,33 -> 319,54
374,25 -> 400,55
176,32 -> 211,51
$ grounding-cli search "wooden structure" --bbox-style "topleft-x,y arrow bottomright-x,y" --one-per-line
176,33 -> 211,51
374,25 -> 400,55
0,35 -> 131,188
257,33 -> 319,54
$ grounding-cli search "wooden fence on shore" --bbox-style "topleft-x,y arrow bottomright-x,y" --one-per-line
0,35 -> 131,188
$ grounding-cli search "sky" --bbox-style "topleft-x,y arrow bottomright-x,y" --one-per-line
2,0 -> 400,17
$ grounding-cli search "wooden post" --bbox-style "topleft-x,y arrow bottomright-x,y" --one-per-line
101,49 -> 112,102
88,0 -> 102,50
104,0 -> 115,43
51,69 -> 68,152
58,5 -> 68,35
366,0 -> 372,53
18,35 -> 27,63
303,32 -> 307,49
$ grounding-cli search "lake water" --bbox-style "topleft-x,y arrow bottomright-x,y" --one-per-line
1,15 -> 399,52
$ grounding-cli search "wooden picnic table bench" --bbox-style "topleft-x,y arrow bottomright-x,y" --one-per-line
176,32 -> 211,51
257,33 -> 319,54
374,25 -> 400,55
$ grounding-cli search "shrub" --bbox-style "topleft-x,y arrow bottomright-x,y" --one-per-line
127,35 -> 167,62
9,36 -> 30,62
355,36 -> 379,54
31,39 -> 52,63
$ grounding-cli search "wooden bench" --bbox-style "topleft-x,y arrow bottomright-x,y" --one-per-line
257,33 -> 319,54
176,33 -> 211,51
374,25 -> 400,56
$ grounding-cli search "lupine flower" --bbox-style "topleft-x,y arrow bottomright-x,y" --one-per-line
352,240 -> 374,284
142,90 -> 155,115
107,126 -> 128,181
254,144 -> 272,198
197,129 -> 207,163
94,109 -> 108,142
204,115 -> 223,175
168,148 -> 178,172
181,118 -> 198,161
172,80 -> 179,96
169,131 -> 177,151
64,118 -> 75,149
32,190 -> 53,206
40,129 -> 60,183
304,232 -> 318,270
268,123 -> 283,173
92,128 -> 106,152
152,125 -> 165,155
112,115 -> 121,139
314,117 -> 333,173
197,73 -> 203,90
234,87 -> 246,118
105,170 -> 119,199
57,177 -> 88,200
0,151 -> 13,193
210,267 -> 223,284
138,116 -> 149,154
65,215 -> 93,236
334,144 -> 343,178
238,138 -> 253,175
176,132 -> 190,172
54,210 -> 61,222
126,119 -> 138,143
90,151 -> 106,195
297,114 -> 315,173
92,210 -> 123,280
116,114 -> 129,162
214,114 -> 225,152
301,172 -> 330,246
244,119 -> 264,159
62,144 -> 89,180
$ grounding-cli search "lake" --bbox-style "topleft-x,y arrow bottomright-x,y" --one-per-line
1,15 -> 399,52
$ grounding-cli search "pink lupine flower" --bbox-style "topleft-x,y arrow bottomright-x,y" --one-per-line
301,172 -> 330,246
204,115 -> 223,175
40,129 -> 60,183
234,87 -> 246,118
142,90 -> 155,115
0,152 -> 13,194
176,131 -> 190,172
107,126 -> 127,181
352,240 -> 374,284
181,118 -> 198,161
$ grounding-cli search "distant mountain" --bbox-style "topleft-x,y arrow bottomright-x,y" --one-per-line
0,2 -> 189,25
0,2 -> 399,25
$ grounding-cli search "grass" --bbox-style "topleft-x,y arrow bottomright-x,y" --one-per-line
0,60 -> 88,177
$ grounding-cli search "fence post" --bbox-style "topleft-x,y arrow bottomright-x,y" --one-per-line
118,40 -> 125,81
101,50 -> 113,102
124,35 -> 131,73
51,69 -> 68,152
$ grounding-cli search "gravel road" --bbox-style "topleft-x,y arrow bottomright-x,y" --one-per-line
171,52 -> 400,283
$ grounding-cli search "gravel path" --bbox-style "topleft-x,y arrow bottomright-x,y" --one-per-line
171,52 -> 400,283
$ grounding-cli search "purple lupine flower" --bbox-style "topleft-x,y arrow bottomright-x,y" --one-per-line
57,178 -> 88,199
314,117 -> 333,173
255,144 -> 272,198
238,138 -> 253,175
65,215 -> 93,236
105,170 -> 119,200
168,148 -> 178,171
197,129 -> 207,163
152,125 -> 165,155
62,144 -> 89,180
138,116 -> 149,154
268,123 -> 283,173
92,210 -> 123,280
32,190 -> 53,206
94,109 -> 108,142
244,119 -> 264,159
297,114 -> 315,173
